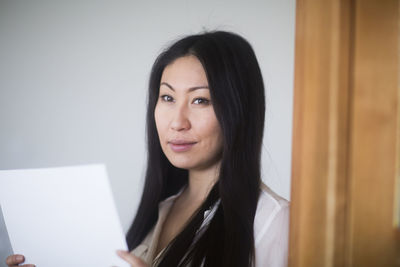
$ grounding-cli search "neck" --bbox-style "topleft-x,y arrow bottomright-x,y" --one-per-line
184,161 -> 221,203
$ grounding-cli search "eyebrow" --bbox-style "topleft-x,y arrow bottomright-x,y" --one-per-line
160,82 -> 209,92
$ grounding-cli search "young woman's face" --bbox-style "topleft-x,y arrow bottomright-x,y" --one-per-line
154,55 -> 223,171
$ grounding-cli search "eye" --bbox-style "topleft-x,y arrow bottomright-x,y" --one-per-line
193,98 -> 210,105
160,95 -> 174,102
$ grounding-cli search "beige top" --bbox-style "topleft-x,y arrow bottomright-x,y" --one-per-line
131,182 -> 289,267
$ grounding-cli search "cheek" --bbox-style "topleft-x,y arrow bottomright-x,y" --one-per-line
211,125 -> 223,148
197,115 -> 222,145
154,105 -> 166,138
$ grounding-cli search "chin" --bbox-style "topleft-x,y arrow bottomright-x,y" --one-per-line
165,154 -> 203,170
168,159 -> 197,170
168,157 -> 219,172
163,150 -> 222,171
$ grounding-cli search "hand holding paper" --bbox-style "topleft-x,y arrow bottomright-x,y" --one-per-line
5,254 -> 35,267
0,164 -> 130,267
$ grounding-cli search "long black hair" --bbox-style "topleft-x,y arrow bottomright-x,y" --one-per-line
126,31 -> 266,267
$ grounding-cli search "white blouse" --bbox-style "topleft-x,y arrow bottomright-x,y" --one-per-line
132,182 -> 289,267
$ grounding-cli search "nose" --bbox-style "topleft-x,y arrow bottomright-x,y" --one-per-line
170,104 -> 191,131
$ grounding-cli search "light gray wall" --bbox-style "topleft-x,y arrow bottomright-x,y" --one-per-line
0,0 -> 295,231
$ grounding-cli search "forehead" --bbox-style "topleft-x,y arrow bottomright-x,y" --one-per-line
160,55 -> 208,88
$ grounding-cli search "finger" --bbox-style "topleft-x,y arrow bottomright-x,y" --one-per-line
6,254 -> 25,265
116,250 -> 147,267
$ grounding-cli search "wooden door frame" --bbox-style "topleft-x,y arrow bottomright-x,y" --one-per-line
289,1 -> 400,266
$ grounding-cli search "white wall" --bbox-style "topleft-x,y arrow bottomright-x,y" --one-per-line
0,0 -> 295,231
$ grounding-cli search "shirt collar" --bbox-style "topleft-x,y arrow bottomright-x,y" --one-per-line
158,186 -> 186,208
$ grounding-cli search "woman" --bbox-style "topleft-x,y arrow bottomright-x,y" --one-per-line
6,31 -> 289,267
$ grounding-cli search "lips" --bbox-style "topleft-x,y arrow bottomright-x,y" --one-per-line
168,140 -> 197,152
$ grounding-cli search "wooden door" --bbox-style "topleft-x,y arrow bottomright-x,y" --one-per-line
289,0 -> 400,266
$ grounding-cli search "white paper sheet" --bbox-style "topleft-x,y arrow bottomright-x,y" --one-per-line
0,164 -> 130,267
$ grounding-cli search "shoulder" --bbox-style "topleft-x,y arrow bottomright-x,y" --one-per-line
258,182 -> 289,209
254,182 -> 289,244
253,183 -> 289,267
